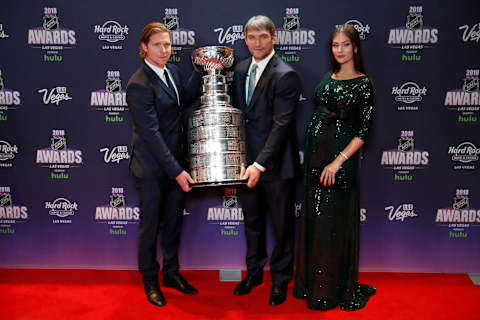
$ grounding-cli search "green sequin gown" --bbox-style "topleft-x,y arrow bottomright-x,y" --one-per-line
293,72 -> 375,310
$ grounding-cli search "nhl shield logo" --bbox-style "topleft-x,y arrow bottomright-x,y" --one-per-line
283,16 -> 300,31
110,194 -> 125,208
51,137 -> 66,151
406,14 -> 423,30
223,195 -> 238,209
105,78 -> 122,93
453,196 -> 469,210
462,78 -> 479,93
164,16 -> 179,31
398,138 -> 414,152
0,193 -> 12,207
0,76 -> 4,91
43,15 -> 59,31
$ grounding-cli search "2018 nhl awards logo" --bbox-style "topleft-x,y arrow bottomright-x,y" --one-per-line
0,139 -> 19,168
0,70 -> 22,121
163,8 -> 196,63
27,7 -> 77,62
45,197 -> 79,224
387,6 -> 438,61
337,19 -> 371,40
0,186 -> 28,235
207,188 -> 244,236
0,24 -> 9,39
95,187 -> 140,236
214,24 -> 244,46
276,8 -> 316,63
435,189 -> 480,238
35,129 -> 83,179
444,69 -> 479,123
90,70 -> 127,123
391,81 -> 427,111
448,141 -> 480,170
93,20 -> 129,50
380,130 -> 429,181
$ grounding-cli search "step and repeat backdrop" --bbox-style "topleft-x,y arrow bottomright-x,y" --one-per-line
0,0 -> 479,273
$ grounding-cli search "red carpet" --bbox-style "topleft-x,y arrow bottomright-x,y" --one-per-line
0,269 -> 478,319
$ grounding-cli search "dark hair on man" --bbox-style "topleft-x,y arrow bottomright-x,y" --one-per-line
245,15 -> 276,37
139,22 -> 170,58
329,24 -> 366,74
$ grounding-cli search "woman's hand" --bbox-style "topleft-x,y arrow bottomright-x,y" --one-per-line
319,161 -> 342,186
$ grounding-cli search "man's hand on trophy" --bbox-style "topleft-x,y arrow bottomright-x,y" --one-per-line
241,165 -> 261,188
176,170 -> 196,192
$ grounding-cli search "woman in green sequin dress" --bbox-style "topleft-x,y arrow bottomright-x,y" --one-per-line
293,24 -> 376,311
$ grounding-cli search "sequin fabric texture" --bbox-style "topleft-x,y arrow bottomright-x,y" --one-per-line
293,71 -> 375,310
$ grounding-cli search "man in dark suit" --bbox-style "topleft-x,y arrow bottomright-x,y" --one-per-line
126,22 -> 201,307
231,15 -> 301,306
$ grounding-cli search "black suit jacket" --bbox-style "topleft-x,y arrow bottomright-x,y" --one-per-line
127,61 -> 201,180
232,54 -> 301,181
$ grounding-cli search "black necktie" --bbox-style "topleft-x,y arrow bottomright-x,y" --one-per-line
164,69 -> 178,102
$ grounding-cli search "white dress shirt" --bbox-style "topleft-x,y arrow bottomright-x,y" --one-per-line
245,50 -> 276,173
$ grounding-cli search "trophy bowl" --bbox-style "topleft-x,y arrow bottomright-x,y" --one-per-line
191,46 -> 234,74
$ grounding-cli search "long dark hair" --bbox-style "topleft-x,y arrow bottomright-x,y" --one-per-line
329,24 -> 366,74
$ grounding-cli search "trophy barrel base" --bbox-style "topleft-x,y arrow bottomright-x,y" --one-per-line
192,179 -> 247,188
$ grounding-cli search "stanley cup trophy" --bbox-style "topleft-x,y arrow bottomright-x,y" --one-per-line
188,46 -> 247,187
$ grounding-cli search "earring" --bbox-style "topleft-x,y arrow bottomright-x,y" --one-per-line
354,48 -> 358,54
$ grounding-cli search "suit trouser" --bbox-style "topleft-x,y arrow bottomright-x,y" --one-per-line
132,175 -> 184,283
238,178 -> 296,285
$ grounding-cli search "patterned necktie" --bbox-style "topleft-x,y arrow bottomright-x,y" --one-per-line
246,64 -> 258,105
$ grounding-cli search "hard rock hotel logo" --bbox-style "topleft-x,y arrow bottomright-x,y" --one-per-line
27,7 -> 77,62
90,70 -> 127,123
448,141 -> 480,170
380,130 -> 429,181
276,8 -> 316,63
0,139 -> 19,168
35,129 -> 83,179
444,69 -> 479,123
435,189 -> 480,239
93,20 -> 129,50
0,69 -> 22,121
0,186 -> 28,234
95,187 -> 139,236
207,188 -> 244,236
391,81 -> 427,111
387,6 -> 438,61
337,19 -> 371,40
163,8 -> 196,63
45,197 -> 79,224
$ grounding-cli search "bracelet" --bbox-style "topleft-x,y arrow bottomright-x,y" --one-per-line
340,151 -> 349,160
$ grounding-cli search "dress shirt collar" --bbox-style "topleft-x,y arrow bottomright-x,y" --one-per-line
248,49 -> 275,73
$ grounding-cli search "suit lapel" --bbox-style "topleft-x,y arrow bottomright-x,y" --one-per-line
245,54 -> 277,113
142,61 -> 178,104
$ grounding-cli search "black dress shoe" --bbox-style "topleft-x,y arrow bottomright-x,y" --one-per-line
144,282 -> 166,307
269,284 -> 287,306
233,273 -> 263,295
163,273 -> 198,294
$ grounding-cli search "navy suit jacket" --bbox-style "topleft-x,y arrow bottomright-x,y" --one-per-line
127,61 -> 201,180
232,54 -> 301,181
